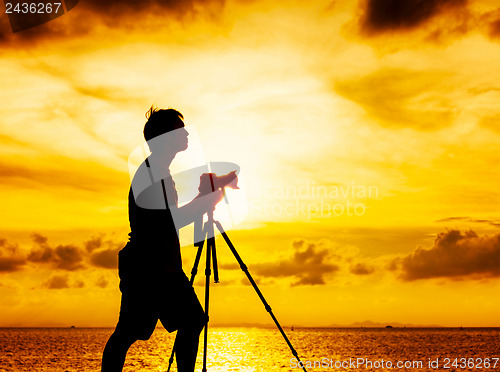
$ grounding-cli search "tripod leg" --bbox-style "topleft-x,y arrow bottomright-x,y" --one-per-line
213,221 -> 308,372
191,241 -> 205,285
167,241 -> 206,372
202,236 -> 213,372
211,240 -> 219,284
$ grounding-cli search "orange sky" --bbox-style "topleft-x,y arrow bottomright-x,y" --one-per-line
1,0 -> 500,327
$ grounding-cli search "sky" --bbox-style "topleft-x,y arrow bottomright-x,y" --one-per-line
1,0 -> 500,327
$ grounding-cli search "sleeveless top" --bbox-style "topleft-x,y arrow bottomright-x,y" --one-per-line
126,158 -> 182,273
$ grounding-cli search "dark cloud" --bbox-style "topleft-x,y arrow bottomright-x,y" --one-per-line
27,234 -> 84,271
484,8 -> 500,40
490,18 -> 500,38
0,237 -> 19,254
42,274 -> 85,289
0,257 -> 27,273
32,233 -> 48,245
81,0 -> 224,15
54,245 -> 84,271
360,0 -> 467,34
90,248 -> 119,269
27,233 -> 55,264
0,233 -> 128,293
335,68 -> 457,130
85,236 -> 103,252
43,274 -> 70,289
1,233 -> 125,273
393,230 -> 500,281
0,0 -> 225,46
27,246 -> 54,263
350,262 -> 375,275
88,236 -> 123,269
252,239 -> 339,286
0,238 -> 26,272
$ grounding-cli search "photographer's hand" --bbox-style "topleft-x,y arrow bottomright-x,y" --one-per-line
171,189 -> 224,228
205,189 -> 224,212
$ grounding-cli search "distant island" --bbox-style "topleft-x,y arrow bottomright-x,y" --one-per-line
343,320 -> 443,328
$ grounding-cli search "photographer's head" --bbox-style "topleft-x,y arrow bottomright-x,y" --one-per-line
144,106 -> 189,154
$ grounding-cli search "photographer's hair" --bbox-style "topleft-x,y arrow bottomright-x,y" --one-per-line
143,106 -> 184,142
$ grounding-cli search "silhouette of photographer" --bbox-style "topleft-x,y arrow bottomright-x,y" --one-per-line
102,107 -> 223,372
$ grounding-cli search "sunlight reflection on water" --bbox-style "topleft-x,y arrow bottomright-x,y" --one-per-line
0,327 -> 499,371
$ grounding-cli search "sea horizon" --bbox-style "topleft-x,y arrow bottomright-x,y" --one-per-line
1,324 -> 499,329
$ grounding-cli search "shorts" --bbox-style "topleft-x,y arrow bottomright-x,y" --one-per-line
116,271 -> 207,340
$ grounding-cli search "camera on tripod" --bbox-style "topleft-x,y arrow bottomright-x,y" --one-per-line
197,171 -> 239,196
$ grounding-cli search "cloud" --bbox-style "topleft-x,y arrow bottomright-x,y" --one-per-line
90,248 -> 119,269
436,216 -> 500,227
88,237 -> 123,269
0,0 -> 225,45
27,234 -> 84,271
85,236 -> 103,252
350,262 -> 375,275
95,277 -> 108,288
1,233 -> 125,273
252,239 -> 339,286
219,262 -> 240,270
347,0 -> 478,50
0,238 -> 26,273
32,233 -> 48,245
53,245 -> 85,271
81,0 -> 224,15
0,257 -> 27,273
335,68 -> 457,130
0,238 -> 18,253
489,18 -> 500,39
43,274 -> 70,289
476,8 -> 500,40
359,0 -> 467,34
393,230 -> 500,281
26,246 -> 54,264
42,274 -> 85,289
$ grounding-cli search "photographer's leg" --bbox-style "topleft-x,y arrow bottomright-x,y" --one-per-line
175,322 -> 204,372
164,272 -> 207,372
101,328 -> 137,372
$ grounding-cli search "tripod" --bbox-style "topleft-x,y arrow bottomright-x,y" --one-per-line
166,209 -> 308,372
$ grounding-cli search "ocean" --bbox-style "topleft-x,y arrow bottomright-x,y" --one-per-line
0,327 -> 499,371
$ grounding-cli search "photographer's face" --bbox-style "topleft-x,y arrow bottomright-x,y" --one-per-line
149,126 -> 188,157
172,126 -> 189,152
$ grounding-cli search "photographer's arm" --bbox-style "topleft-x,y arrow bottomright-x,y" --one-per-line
170,190 -> 223,229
